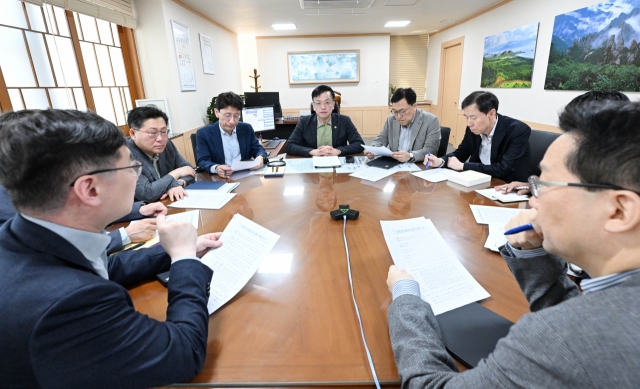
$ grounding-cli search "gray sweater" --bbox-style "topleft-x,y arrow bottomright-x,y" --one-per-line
388,251 -> 640,388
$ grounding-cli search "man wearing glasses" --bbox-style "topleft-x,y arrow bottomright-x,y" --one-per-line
196,92 -> 269,178
386,100 -> 640,387
0,109 -> 223,388
426,91 -> 531,183
286,85 -> 364,157
127,106 -> 195,202
364,87 -> 440,162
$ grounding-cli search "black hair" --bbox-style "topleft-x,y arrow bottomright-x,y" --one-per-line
559,100 -> 640,193
566,90 -> 629,109
461,91 -> 499,114
311,85 -> 335,100
391,88 -> 417,105
0,109 -> 125,212
215,92 -> 244,111
127,106 -> 169,130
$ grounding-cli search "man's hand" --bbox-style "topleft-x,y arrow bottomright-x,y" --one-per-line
318,146 -> 341,156
156,214 -> 197,260
250,156 -> 265,170
386,265 -> 415,294
215,165 -> 234,178
364,151 -> 375,159
391,150 -> 411,162
163,186 -> 187,201
424,154 -> 443,169
169,165 -> 196,180
139,202 -> 167,217
124,218 -> 158,243
447,156 -> 464,171
505,208 -> 543,250
495,181 -> 530,196
196,232 -> 223,258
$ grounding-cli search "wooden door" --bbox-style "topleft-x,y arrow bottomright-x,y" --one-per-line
437,37 -> 465,145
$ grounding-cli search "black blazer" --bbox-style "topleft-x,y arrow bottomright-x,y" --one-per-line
285,113 -> 364,156
443,114 -> 531,182
0,215 -> 212,388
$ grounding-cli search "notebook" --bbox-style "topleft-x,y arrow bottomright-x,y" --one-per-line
366,156 -> 402,169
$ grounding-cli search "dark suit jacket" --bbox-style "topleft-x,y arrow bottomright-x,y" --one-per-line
126,138 -> 195,202
0,185 -> 14,226
285,113 -> 364,157
196,122 -> 268,173
443,114 -> 531,182
0,215 -> 213,389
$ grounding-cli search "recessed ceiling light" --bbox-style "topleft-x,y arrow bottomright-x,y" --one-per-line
384,21 -> 410,27
272,23 -> 297,30
439,19 -> 455,24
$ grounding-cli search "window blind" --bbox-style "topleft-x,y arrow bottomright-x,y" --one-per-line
22,0 -> 137,28
389,35 -> 429,101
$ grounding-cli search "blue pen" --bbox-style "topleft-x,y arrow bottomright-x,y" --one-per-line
504,223 -> 534,235
425,152 -> 430,169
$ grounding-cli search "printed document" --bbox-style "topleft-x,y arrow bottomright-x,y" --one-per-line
412,169 -> 456,183
469,204 -> 522,225
350,167 -> 396,182
169,192 -> 236,210
475,188 -> 529,203
363,145 -> 393,157
381,217 -> 490,315
231,160 -> 259,171
312,156 -> 341,168
484,222 -> 507,252
201,214 -> 280,313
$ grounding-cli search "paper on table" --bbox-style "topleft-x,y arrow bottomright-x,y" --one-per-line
475,188 -> 529,203
484,223 -> 507,252
230,170 -> 252,180
201,214 -> 280,313
412,168 -> 456,183
169,193 -> 236,209
283,158 -> 318,174
349,167 -> 396,182
312,156 -> 341,168
230,160 -> 259,171
469,204 -> 522,225
381,217 -> 490,315
335,156 -> 367,173
363,145 -> 393,157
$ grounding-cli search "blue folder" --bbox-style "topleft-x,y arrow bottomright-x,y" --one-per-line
186,181 -> 227,190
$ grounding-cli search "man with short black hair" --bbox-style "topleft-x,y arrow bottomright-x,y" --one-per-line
387,100 -> 640,388
365,87 -> 440,162
286,85 -> 364,157
0,109 -> 223,388
127,106 -> 195,202
196,91 -> 268,178
426,91 -> 531,182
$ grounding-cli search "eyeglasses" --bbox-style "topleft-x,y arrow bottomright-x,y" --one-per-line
528,175 -> 640,198
220,112 -> 241,121
391,107 -> 411,117
135,129 -> 169,138
70,161 -> 142,187
312,100 -> 334,108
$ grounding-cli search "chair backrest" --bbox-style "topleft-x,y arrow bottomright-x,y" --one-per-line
438,126 -> 451,158
190,133 -> 197,160
529,129 -> 561,176
310,101 -> 340,115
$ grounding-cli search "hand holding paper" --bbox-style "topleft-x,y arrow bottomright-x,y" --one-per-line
363,145 -> 393,157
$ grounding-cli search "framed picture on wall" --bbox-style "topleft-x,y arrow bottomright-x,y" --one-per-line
287,50 -> 360,84
135,98 -> 173,135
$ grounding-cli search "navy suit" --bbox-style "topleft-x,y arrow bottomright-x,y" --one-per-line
285,113 -> 364,157
0,215 -> 213,389
196,122 -> 268,173
443,114 -> 531,183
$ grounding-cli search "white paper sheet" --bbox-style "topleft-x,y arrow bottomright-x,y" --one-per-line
363,145 -> 393,157
169,193 -> 236,209
475,188 -> 529,203
412,168 -> 456,183
128,210 -> 199,237
282,158 -> 321,174
349,167 -> 396,182
312,156 -> 341,168
469,204 -> 522,225
230,160 -> 259,171
484,222 -> 507,252
381,217 -> 490,315
201,214 -> 280,313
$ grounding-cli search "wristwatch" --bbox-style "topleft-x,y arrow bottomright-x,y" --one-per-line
408,152 -> 415,163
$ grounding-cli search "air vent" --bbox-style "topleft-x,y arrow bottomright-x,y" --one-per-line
385,0 -> 418,5
301,0 -> 375,9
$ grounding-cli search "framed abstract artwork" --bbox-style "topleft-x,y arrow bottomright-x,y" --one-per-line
287,50 -> 360,84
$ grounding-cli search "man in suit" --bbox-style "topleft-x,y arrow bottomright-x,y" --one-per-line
127,106 -> 195,202
426,91 -> 531,182
386,100 -> 640,388
286,85 -> 364,157
0,109 -> 223,389
196,91 -> 268,178
365,87 -> 440,163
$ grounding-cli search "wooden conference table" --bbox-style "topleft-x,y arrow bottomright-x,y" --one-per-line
129,169 -> 531,388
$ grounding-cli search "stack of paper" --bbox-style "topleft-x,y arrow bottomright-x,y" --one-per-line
475,188 -> 529,203
448,170 -> 491,187
380,217 -> 490,315
312,156 -> 342,168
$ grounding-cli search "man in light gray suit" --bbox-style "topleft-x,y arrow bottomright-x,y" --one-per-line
365,87 -> 440,163
386,100 -> 640,388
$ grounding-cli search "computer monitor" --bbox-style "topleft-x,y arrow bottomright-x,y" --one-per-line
244,92 -> 282,119
242,105 -> 275,132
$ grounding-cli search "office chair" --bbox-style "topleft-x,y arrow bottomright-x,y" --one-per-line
529,129 -> 560,176
310,101 -> 340,115
190,133 -> 204,173
437,126 -> 451,158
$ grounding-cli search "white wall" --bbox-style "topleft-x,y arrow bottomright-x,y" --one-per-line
133,0 -> 242,134
426,0 -> 640,127
256,35 -> 390,108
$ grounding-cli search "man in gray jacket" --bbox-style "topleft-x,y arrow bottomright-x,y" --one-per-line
365,87 -> 440,163
386,100 -> 640,388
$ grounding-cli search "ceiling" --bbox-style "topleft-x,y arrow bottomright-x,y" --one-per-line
179,0 -> 507,37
